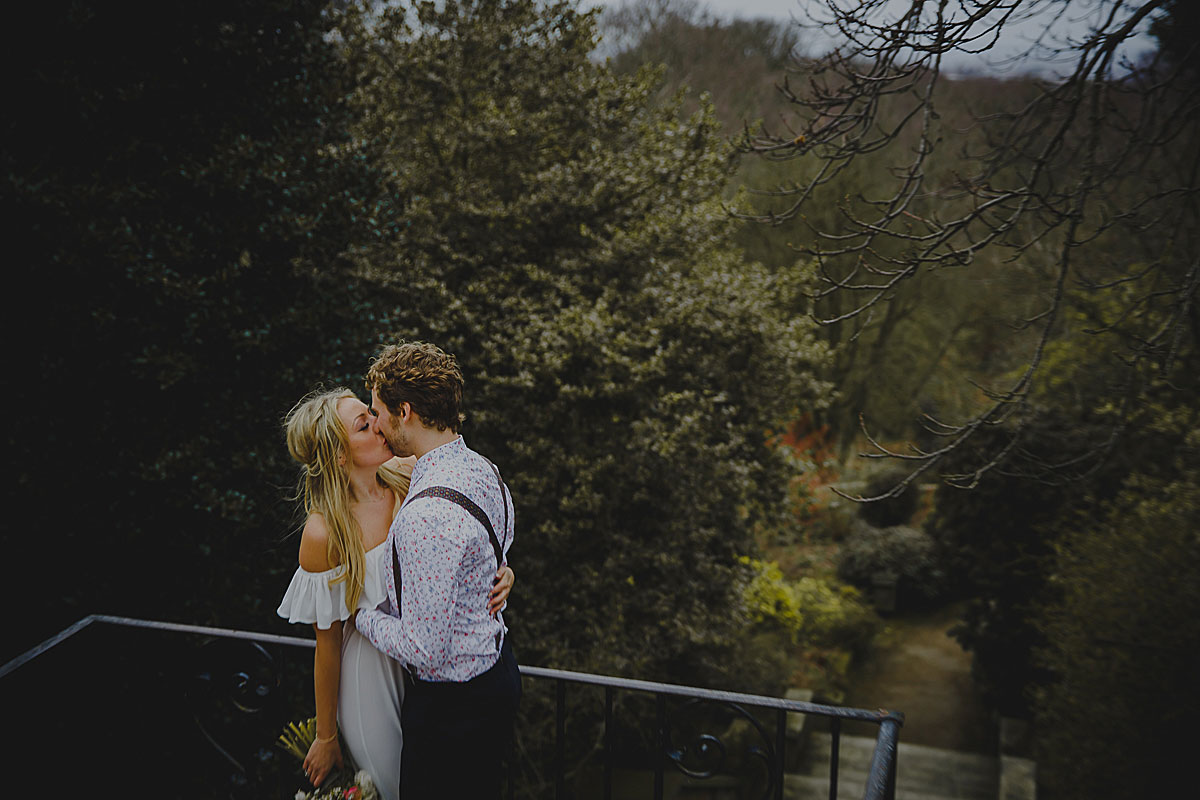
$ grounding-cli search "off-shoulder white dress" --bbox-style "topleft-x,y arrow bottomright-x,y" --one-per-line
278,536 -> 405,800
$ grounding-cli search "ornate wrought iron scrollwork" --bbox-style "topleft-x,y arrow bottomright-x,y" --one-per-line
669,731 -> 727,778
186,638 -> 284,775
663,698 -> 778,799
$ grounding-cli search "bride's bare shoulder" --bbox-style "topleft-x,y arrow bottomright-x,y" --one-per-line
297,513 -> 332,572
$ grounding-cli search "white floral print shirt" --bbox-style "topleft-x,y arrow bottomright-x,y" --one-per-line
357,436 -> 513,682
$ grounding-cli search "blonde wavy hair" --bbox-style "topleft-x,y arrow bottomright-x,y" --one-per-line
284,387 -> 411,611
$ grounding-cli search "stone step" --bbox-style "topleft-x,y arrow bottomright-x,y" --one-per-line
803,733 -> 999,777
796,733 -> 998,800
784,772 -> 980,800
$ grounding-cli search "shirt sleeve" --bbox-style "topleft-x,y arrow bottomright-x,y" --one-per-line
357,500 -> 471,672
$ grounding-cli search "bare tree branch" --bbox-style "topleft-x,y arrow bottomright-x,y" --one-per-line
739,0 -> 1197,496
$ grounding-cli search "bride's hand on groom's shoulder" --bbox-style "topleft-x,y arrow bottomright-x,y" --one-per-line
385,454 -> 418,471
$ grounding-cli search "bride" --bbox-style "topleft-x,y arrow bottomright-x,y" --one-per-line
277,388 -> 515,797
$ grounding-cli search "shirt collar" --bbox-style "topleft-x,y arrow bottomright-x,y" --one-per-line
409,435 -> 465,487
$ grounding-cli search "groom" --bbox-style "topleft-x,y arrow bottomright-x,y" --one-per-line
353,340 -> 521,799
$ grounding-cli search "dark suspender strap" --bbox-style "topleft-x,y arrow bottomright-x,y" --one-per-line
401,462 -> 512,654
409,486 -> 504,569
483,457 -> 510,554
480,459 -> 511,652
391,537 -> 402,617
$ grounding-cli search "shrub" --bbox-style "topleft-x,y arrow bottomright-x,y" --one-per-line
1033,438 -> 1200,800
742,558 -> 881,656
836,522 -> 947,611
856,468 -> 919,528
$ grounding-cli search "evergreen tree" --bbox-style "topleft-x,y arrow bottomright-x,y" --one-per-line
5,0 -> 382,655
1034,415 -> 1200,799
336,0 -> 831,684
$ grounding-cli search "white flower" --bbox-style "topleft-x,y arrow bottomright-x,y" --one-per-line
355,770 -> 378,799
295,791 -> 309,800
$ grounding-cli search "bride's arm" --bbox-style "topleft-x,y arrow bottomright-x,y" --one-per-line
308,621 -> 344,785
298,514 -> 345,787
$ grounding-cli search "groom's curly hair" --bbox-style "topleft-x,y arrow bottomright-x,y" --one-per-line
366,341 -> 465,433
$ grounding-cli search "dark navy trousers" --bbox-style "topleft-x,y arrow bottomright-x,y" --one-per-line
399,637 -> 522,799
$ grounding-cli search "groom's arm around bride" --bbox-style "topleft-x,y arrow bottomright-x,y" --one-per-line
352,341 -> 521,799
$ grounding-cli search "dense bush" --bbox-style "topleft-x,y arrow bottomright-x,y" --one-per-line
926,400 -> 1165,713
1032,418 -> 1200,799
836,521 -> 947,611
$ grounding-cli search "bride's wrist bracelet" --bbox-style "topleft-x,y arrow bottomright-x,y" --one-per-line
315,729 -> 338,744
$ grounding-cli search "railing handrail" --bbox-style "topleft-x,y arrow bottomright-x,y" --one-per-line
3,614 -> 903,725
4,614 -> 904,800
520,664 -> 901,724
1,614 -> 318,679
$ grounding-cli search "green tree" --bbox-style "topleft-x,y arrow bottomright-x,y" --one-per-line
330,3 -> 833,792
601,0 -> 802,131
603,4 -> 1060,460
739,0 -> 1198,488
5,0 -> 384,658
735,0 -> 1198,789
335,0 -> 831,686
928,288 -> 1196,716
1033,415 -> 1200,799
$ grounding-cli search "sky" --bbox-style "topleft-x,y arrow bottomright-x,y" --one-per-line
580,0 -> 1159,76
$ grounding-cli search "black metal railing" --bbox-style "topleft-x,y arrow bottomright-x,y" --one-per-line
519,664 -> 902,800
2,615 -> 902,799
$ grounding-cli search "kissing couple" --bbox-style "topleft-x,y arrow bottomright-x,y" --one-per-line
278,341 -> 523,799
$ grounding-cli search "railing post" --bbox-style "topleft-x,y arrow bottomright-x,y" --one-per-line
775,708 -> 786,800
863,715 -> 902,800
508,716 -> 516,800
829,716 -> 840,800
556,678 -> 566,800
604,685 -> 614,800
654,693 -> 666,800
886,733 -> 898,800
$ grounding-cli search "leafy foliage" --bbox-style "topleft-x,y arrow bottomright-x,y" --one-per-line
737,0 -> 1200,491
1033,418 -> 1200,799
599,4 -> 1200,792
602,3 -> 1058,461
601,0 -> 801,131
742,557 -> 879,652
333,0 -> 832,688
925,414 -> 1082,714
7,0 -> 834,724
927,284 -> 1198,714
5,0 -> 381,655
740,557 -> 880,700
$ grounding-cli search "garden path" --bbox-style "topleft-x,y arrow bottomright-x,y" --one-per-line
839,602 -> 995,754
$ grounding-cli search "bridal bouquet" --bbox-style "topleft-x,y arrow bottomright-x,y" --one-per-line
277,718 -> 380,800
